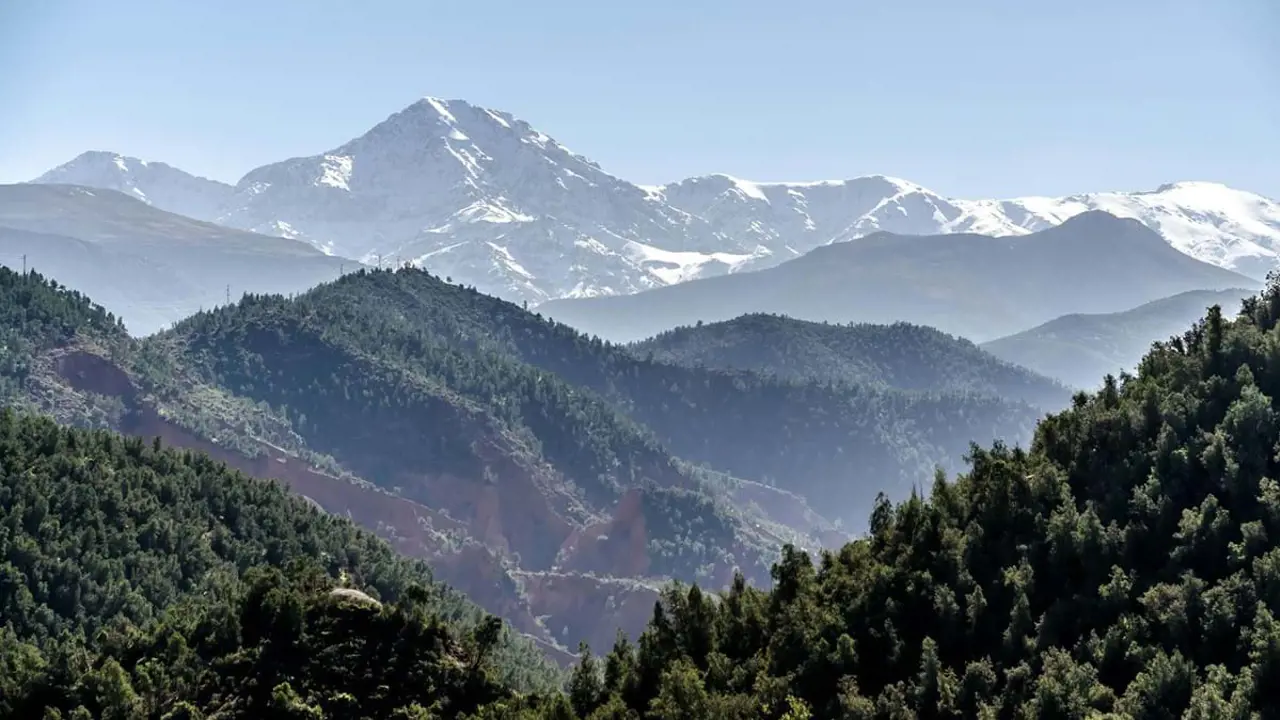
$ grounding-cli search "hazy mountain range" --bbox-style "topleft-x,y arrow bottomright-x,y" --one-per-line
31,97 -> 1280,308
0,184 -> 351,335
540,212 -> 1259,343
980,287 -> 1257,389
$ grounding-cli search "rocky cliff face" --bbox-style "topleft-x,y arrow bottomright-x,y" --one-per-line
514,571 -> 660,654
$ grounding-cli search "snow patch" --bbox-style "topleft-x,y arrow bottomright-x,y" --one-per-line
723,175 -> 769,202
316,155 -> 353,191
622,241 -> 761,285
415,240 -> 469,260
445,145 -> 484,178
273,220 -> 302,239
573,238 -> 613,255
483,109 -> 511,128
486,242 -> 535,279
424,96 -> 458,124
454,200 -> 535,224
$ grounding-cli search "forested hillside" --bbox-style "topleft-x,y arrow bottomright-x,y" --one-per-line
0,411 -> 559,719
0,264 -> 1113,715
631,313 -> 1070,409
0,268 -> 126,404
499,279 -> 1280,718
250,268 -> 1046,526
0,265 -> 805,658
146,278 -> 791,583
5,260 -> 1280,718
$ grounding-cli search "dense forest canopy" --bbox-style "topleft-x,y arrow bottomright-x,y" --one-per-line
0,267 -> 126,401
12,264 -> 1280,716
630,313 -> 1070,410
499,276 -> 1280,718
183,267 -> 1045,526
0,411 -> 560,719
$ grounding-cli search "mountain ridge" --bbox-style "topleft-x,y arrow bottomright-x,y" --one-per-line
630,312 -> 1071,409
0,183 -> 354,335
981,287 -> 1258,389
31,96 -> 1280,305
539,211 -> 1259,343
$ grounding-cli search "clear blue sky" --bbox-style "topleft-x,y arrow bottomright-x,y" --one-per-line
1,0 -> 1276,199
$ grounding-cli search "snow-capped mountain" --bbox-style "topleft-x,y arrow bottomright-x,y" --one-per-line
973,182 -> 1280,280
210,97 -> 766,301
35,151 -> 235,223
653,175 -> 1280,279
650,174 -> 1021,265
30,98 -> 1280,306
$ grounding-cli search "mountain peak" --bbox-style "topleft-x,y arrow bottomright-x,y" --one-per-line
38,150 -> 145,180
1154,180 -> 1231,194
403,96 -> 468,124
27,97 -> 1280,302
1057,209 -> 1133,227
32,150 -> 234,222
1051,209 -> 1154,239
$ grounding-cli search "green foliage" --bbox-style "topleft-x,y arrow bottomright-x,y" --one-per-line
21,263 -> 1280,716
520,277 -> 1280,717
632,313 -> 1069,409
0,410 -> 559,717
637,484 -> 767,583
171,267 -> 1044,526
0,266 -> 125,402
140,272 -> 779,578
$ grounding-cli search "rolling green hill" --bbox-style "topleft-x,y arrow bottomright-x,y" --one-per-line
0,264 -> 1064,682
631,313 -> 1071,409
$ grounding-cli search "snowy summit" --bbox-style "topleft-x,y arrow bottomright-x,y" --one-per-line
31,98 -> 1280,306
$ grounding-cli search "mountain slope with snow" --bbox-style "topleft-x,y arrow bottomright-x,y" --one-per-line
973,182 -> 1280,280
29,98 -> 1280,306
213,98 -> 764,302
654,175 -> 1280,279
540,212 -> 1261,344
35,151 -> 235,223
